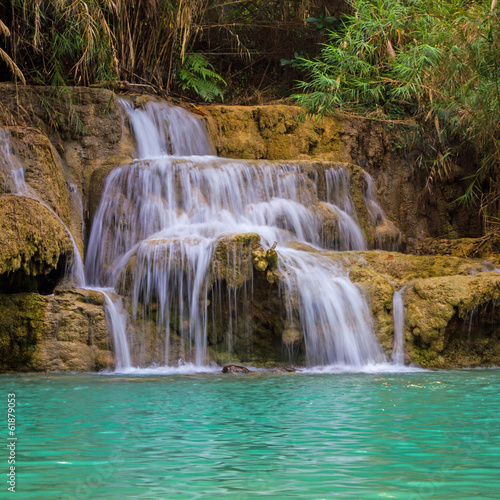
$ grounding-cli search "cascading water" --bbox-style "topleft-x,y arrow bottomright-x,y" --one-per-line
120,99 -> 215,158
100,289 -> 132,371
0,128 -> 85,286
280,249 -> 384,366
391,286 -> 407,365
324,168 -> 367,250
364,173 -> 401,250
86,99 -> 390,370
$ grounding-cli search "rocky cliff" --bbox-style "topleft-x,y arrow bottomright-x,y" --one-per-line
0,84 -> 497,371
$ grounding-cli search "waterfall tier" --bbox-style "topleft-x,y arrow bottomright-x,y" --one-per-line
85,99 -> 400,369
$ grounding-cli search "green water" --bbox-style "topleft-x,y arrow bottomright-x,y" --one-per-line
1,370 -> 499,499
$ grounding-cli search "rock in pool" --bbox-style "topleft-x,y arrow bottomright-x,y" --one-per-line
222,364 -> 250,373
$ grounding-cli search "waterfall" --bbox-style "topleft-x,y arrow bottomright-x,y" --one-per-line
99,288 -> 132,371
391,286 -> 407,365
364,173 -> 401,250
84,99 -> 390,370
120,99 -> 215,158
280,249 -> 384,366
324,168 -> 367,250
0,128 -> 85,287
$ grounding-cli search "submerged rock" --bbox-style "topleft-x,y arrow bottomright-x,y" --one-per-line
271,366 -> 298,373
222,364 -> 250,373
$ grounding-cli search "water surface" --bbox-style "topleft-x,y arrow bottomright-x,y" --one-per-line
1,369 -> 499,499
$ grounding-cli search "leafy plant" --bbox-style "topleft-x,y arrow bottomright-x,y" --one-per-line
179,53 -> 226,102
0,0 -> 209,91
281,52 -> 308,69
293,0 -> 500,208
306,14 -> 340,35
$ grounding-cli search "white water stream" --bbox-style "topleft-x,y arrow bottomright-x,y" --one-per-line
391,286 -> 407,365
0,102 -> 405,372
83,100 -> 396,370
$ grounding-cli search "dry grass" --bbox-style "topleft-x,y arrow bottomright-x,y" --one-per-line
0,0 -> 210,90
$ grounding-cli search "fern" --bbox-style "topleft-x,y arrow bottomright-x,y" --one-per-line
179,54 -> 226,103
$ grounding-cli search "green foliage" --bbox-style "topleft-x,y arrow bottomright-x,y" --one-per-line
281,52 -> 307,69
0,0 -> 210,93
306,15 -> 340,35
294,0 -> 500,207
179,54 -> 226,102
0,0 -> 339,102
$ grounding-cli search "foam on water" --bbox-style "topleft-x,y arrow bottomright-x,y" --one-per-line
301,362 -> 427,374
108,362 -> 221,376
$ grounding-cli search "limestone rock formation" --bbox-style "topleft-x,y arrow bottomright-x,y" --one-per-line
0,87 -> 496,371
0,289 -> 113,372
0,195 -> 73,293
202,104 -> 481,243
313,250 -> 500,367
405,273 -> 500,367
202,105 -> 342,161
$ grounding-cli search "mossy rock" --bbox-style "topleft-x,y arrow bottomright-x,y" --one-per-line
5,127 -> 72,222
212,233 -> 263,288
405,272 -> 500,367
0,195 -> 74,293
0,293 -> 47,371
203,105 -> 342,161
318,250 -> 484,285
0,289 -> 114,372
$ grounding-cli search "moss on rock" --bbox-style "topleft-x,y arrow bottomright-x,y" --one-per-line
0,195 -> 73,293
0,293 -> 47,371
405,273 -> 500,367
0,289 -> 114,372
212,233 -> 263,288
203,105 -> 343,161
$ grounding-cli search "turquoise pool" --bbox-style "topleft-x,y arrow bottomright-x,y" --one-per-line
1,369 -> 499,499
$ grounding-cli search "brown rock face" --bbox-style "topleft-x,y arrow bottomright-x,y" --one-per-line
0,195 -> 73,293
222,364 -> 250,373
202,104 -> 481,243
0,289 -> 114,372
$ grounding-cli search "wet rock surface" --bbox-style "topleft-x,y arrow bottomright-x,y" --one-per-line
0,289 -> 113,372
0,195 -> 73,294
222,364 -> 250,373
271,366 -> 298,373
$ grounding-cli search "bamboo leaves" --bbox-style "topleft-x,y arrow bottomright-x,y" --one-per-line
294,0 -> 500,206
